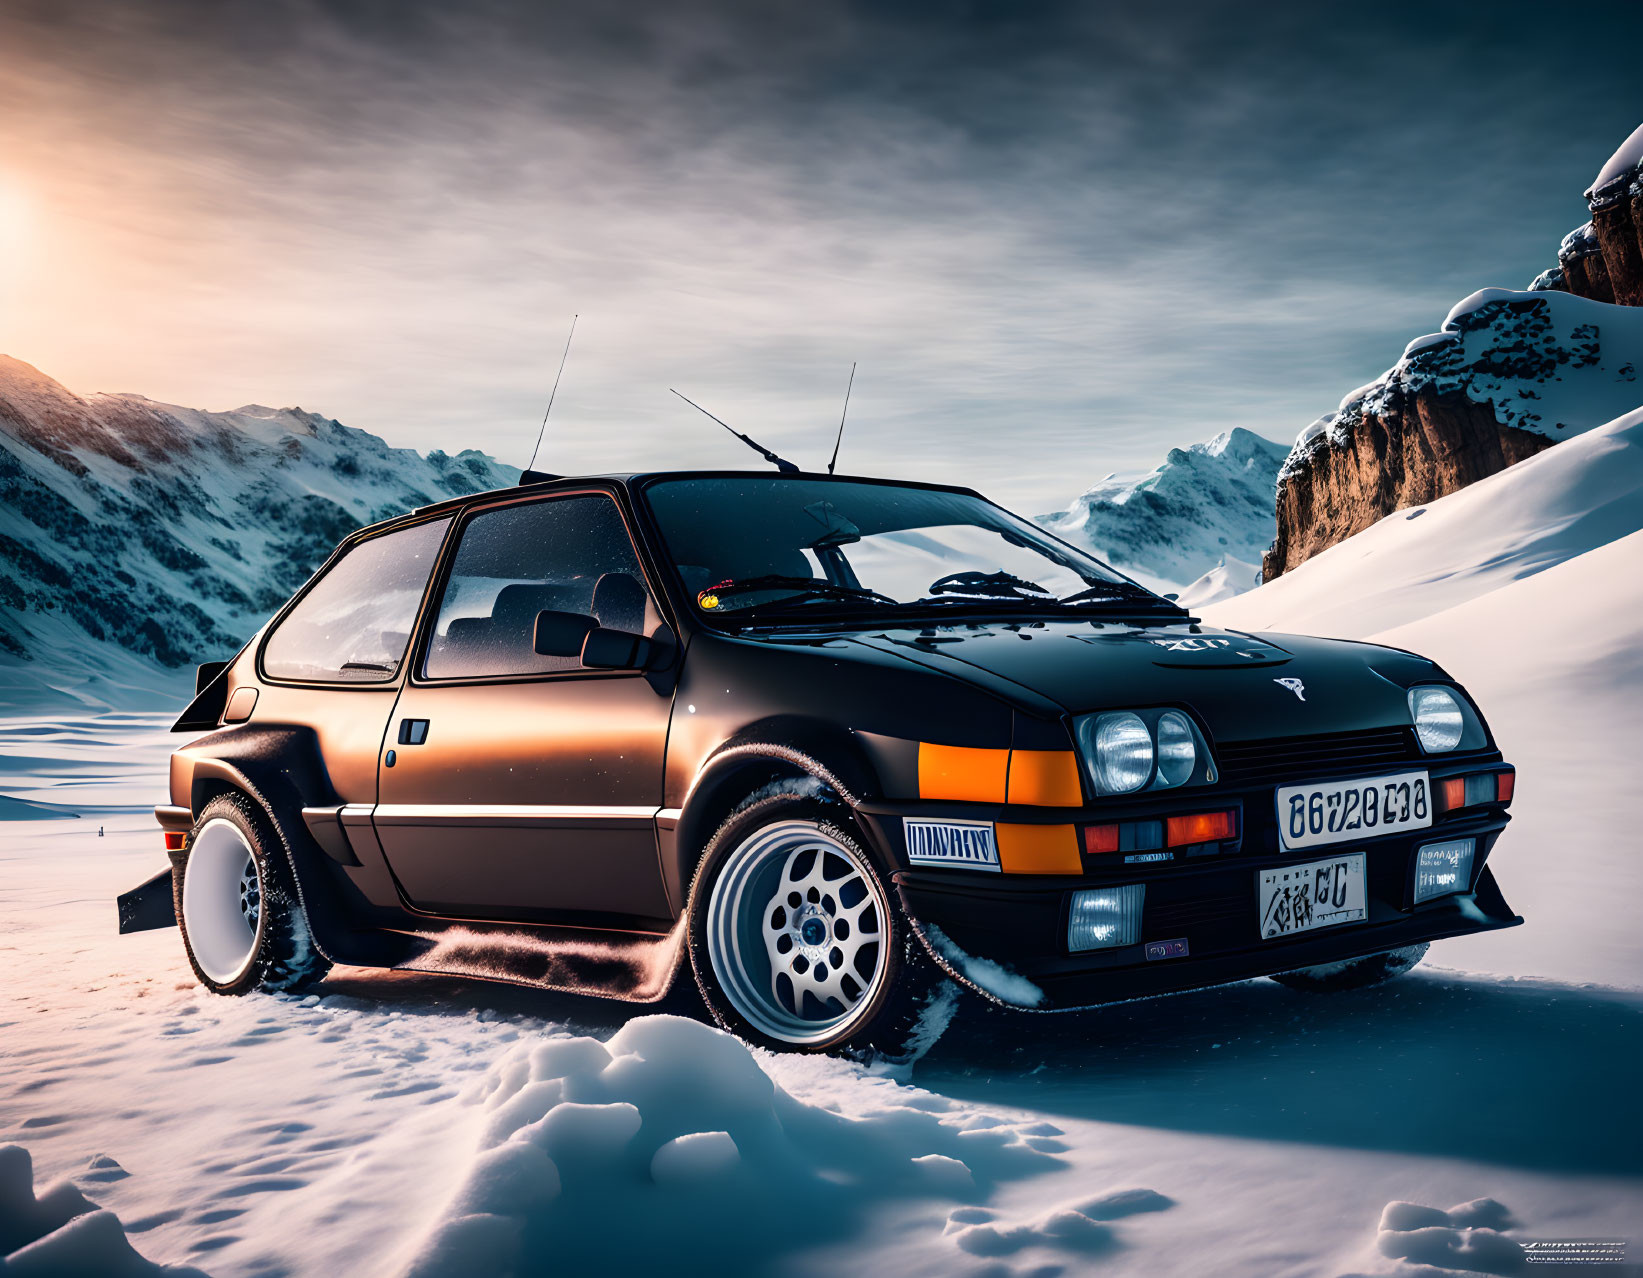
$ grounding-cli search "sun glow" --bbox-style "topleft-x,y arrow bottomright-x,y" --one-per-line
0,173 -> 29,259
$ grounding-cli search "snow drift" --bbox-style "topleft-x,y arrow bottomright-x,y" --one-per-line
0,1144 -> 203,1276
403,1014 -> 1169,1277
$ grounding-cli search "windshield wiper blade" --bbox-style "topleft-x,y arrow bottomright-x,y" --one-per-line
925,570 -> 1054,601
1059,581 -> 1180,607
700,574 -> 897,612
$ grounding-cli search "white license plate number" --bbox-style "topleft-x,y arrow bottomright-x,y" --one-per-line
1276,770 -> 1431,850
1258,853 -> 1366,939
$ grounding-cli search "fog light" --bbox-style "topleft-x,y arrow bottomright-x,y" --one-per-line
1414,838 -> 1475,903
1067,884 -> 1144,952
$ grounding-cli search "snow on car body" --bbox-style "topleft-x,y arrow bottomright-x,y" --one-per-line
123,469 -> 1520,1056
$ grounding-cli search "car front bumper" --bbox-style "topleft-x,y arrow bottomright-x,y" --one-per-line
860,801 -> 1521,1012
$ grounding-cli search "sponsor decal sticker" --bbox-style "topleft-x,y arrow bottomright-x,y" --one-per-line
904,818 -> 1000,871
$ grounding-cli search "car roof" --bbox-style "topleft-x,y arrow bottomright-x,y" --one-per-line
354,469 -> 985,542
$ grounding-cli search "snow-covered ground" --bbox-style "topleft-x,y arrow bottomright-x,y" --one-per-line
3,705 -> 1640,1275
7,399 -> 1643,1275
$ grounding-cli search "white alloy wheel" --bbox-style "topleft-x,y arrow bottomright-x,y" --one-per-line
704,819 -> 891,1046
182,817 -> 264,984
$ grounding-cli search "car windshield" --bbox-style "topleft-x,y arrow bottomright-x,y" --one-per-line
640,476 -> 1182,622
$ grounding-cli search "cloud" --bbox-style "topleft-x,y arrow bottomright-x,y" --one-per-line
2,0 -> 1640,510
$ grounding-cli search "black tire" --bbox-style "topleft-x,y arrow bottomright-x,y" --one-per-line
175,792 -> 331,995
1269,942 -> 1428,993
686,790 -> 953,1060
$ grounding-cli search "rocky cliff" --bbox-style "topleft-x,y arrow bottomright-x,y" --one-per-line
1557,122 -> 1643,307
1266,123 -> 1643,580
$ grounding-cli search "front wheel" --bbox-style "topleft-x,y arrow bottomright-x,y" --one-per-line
1269,942 -> 1428,993
687,792 -> 952,1059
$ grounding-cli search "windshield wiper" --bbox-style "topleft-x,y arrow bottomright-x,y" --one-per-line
700,575 -> 897,613
924,570 -> 1054,600
1059,580 -> 1179,607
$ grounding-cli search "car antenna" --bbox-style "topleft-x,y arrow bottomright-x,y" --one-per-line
521,314 -> 578,484
669,389 -> 799,474
827,361 -> 855,475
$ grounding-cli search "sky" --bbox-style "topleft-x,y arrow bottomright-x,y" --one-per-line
2,0 -> 1642,515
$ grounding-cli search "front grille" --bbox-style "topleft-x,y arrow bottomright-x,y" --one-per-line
1146,893 -> 1250,935
1214,727 -> 1415,790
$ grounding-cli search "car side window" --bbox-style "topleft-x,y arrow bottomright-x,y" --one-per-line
262,517 -> 451,683
423,494 -> 655,680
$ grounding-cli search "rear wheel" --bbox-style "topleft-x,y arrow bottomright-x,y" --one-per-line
687,792 -> 952,1059
1269,942 -> 1428,993
176,793 -> 331,995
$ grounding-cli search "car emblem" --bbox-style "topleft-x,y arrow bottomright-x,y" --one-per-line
1274,677 -> 1306,701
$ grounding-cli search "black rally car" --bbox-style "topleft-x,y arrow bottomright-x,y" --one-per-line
124,469 -> 1519,1057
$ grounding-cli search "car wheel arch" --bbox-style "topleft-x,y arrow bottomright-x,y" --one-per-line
179,735 -> 360,967
666,731 -> 882,912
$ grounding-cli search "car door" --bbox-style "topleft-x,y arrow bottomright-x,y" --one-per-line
373,489 -> 676,926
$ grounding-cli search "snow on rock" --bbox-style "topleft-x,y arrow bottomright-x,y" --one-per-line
1038,427 -> 1286,594
0,354 -> 518,715
1279,288 -> 1643,487
405,1014 -> 1107,1276
1266,286 -> 1643,579
0,1144 -> 203,1276
1585,120 -> 1643,201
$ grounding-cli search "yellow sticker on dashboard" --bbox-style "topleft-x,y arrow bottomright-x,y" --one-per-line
699,593 -> 720,610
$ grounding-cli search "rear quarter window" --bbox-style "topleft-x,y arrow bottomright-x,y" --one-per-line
261,517 -> 451,683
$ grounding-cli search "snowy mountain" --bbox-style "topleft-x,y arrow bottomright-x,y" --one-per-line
1037,427 -> 1286,595
0,355 -> 518,713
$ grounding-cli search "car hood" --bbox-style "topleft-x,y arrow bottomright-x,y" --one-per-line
833,619 -> 1437,740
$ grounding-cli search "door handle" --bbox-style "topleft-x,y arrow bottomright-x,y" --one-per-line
397,719 -> 430,745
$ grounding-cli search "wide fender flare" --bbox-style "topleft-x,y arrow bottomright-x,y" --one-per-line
183,726 -> 396,967
663,716 -> 883,911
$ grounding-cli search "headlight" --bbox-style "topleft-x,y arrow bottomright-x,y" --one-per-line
1088,712 -> 1153,795
1409,686 -> 1465,753
1155,711 -> 1197,787
1075,708 -> 1215,796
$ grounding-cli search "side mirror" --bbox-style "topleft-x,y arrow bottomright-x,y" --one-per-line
580,626 -> 655,671
534,610 -> 597,657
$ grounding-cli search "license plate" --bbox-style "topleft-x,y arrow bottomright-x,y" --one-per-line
1258,853 -> 1366,939
1275,770 -> 1431,850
